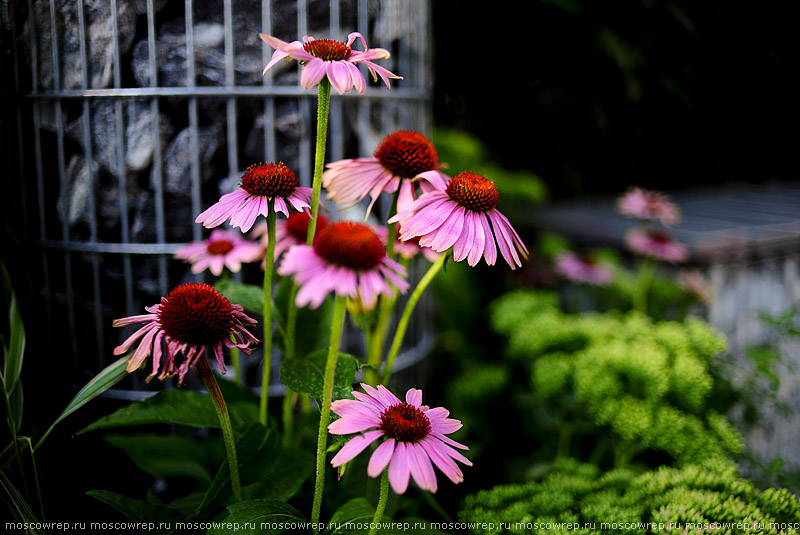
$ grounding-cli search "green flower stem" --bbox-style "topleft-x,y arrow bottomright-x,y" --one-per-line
198,355 -> 242,502
381,252 -> 447,385
364,191 -> 400,385
633,256 -> 654,315
259,201 -> 277,426
284,78 -> 332,363
368,469 -> 390,535
310,295 -> 347,531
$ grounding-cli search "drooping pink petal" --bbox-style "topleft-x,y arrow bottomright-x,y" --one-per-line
406,443 -> 438,493
367,438 -> 396,477
330,430 -> 383,467
388,442 -> 410,494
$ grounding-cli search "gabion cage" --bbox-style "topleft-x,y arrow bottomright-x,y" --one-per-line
2,0 -> 433,397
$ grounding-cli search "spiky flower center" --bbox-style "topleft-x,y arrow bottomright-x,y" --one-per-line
240,162 -> 299,198
374,131 -> 439,179
445,172 -> 500,212
380,403 -> 431,443
313,222 -> 385,271
304,39 -> 352,61
286,212 -> 328,243
157,283 -> 234,347
206,239 -> 234,256
649,229 -> 674,244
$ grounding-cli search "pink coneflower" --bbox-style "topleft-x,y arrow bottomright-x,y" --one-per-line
677,268 -> 714,304
625,227 -> 689,263
554,251 -> 614,286
373,225 -> 440,263
112,283 -> 259,386
259,32 -> 402,95
322,131 -> 449,216
277,221 -> 409,309
251,211 -> 330,260
329,384 -> 471,494
389,172 -> 528,269
195,162 -> 312,233
617,187 -> 681,226
174,229 -> 263,276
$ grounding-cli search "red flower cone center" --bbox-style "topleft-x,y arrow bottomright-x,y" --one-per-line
445,172 -> 500,212
240,162 -> 299,198
206,239 -> 235,256
286,212 -> 329,243
374,131 -> 439,179
303,39 -> 352,61
313,222 -> 385,271
649,229 -> 673,245
380,403 -> 431,443
157,283 -> 234,347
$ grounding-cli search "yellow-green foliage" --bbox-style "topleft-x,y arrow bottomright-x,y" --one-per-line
489,290 -> 740,464
460,458 -> 800,535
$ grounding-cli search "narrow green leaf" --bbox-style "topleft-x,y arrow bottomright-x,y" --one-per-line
104,434 -> 223,483
280,350 -> 358,406
4,294 -> 25,395
87,490 -> 183,533
0,469 -> 42,533
79,389 -> 220,434
206,499 -> 307,535
36,356 -> 129,449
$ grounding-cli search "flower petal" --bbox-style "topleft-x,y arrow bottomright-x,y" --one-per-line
330,430 -> 383,467
367,438 -> 396,477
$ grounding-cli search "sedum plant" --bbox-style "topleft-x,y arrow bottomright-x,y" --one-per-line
489,290 -> 741,466
459,457 -> 800,535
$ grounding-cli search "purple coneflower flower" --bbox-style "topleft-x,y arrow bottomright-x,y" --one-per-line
554,251 -> 614,286
112,283 -> 259,386
259,32 -> 402,95
251,211 -> 330,261
677,268 -> 714,304
195,162 -> 312,233
625,227 -> 689,263
277,221 -> 409,309
617,186 -> 681,226
322,131 -> 449,216
174,229 -> 263,276
373,225 -> 439,263
329,384 -> 471,494
389,172 -> 528,269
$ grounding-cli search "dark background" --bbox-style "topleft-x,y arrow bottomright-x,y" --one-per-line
3,0 -> 800,526
432,0 -> 799,200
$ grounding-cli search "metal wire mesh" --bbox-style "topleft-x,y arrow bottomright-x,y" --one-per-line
5,0 -> 433,397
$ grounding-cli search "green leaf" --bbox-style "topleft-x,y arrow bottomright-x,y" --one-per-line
274,277 -> 334,357
280,349 -> 358,406
105,434 -> 223,483
325,498 -> 375,535
207,499 -> 307,535
87,490 -> 183,534
79,389 -> 220,434
191,424 -> 272,518
0,469 -> 42,533
215,279 -> 265,316
3,294 -> 25,396
36,356 -> 129,449
242,441 -> 314,502
190,424 -> 313,521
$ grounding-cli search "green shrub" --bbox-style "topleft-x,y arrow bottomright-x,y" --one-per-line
489,290 -> 741,465
460,458 -> 800,534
